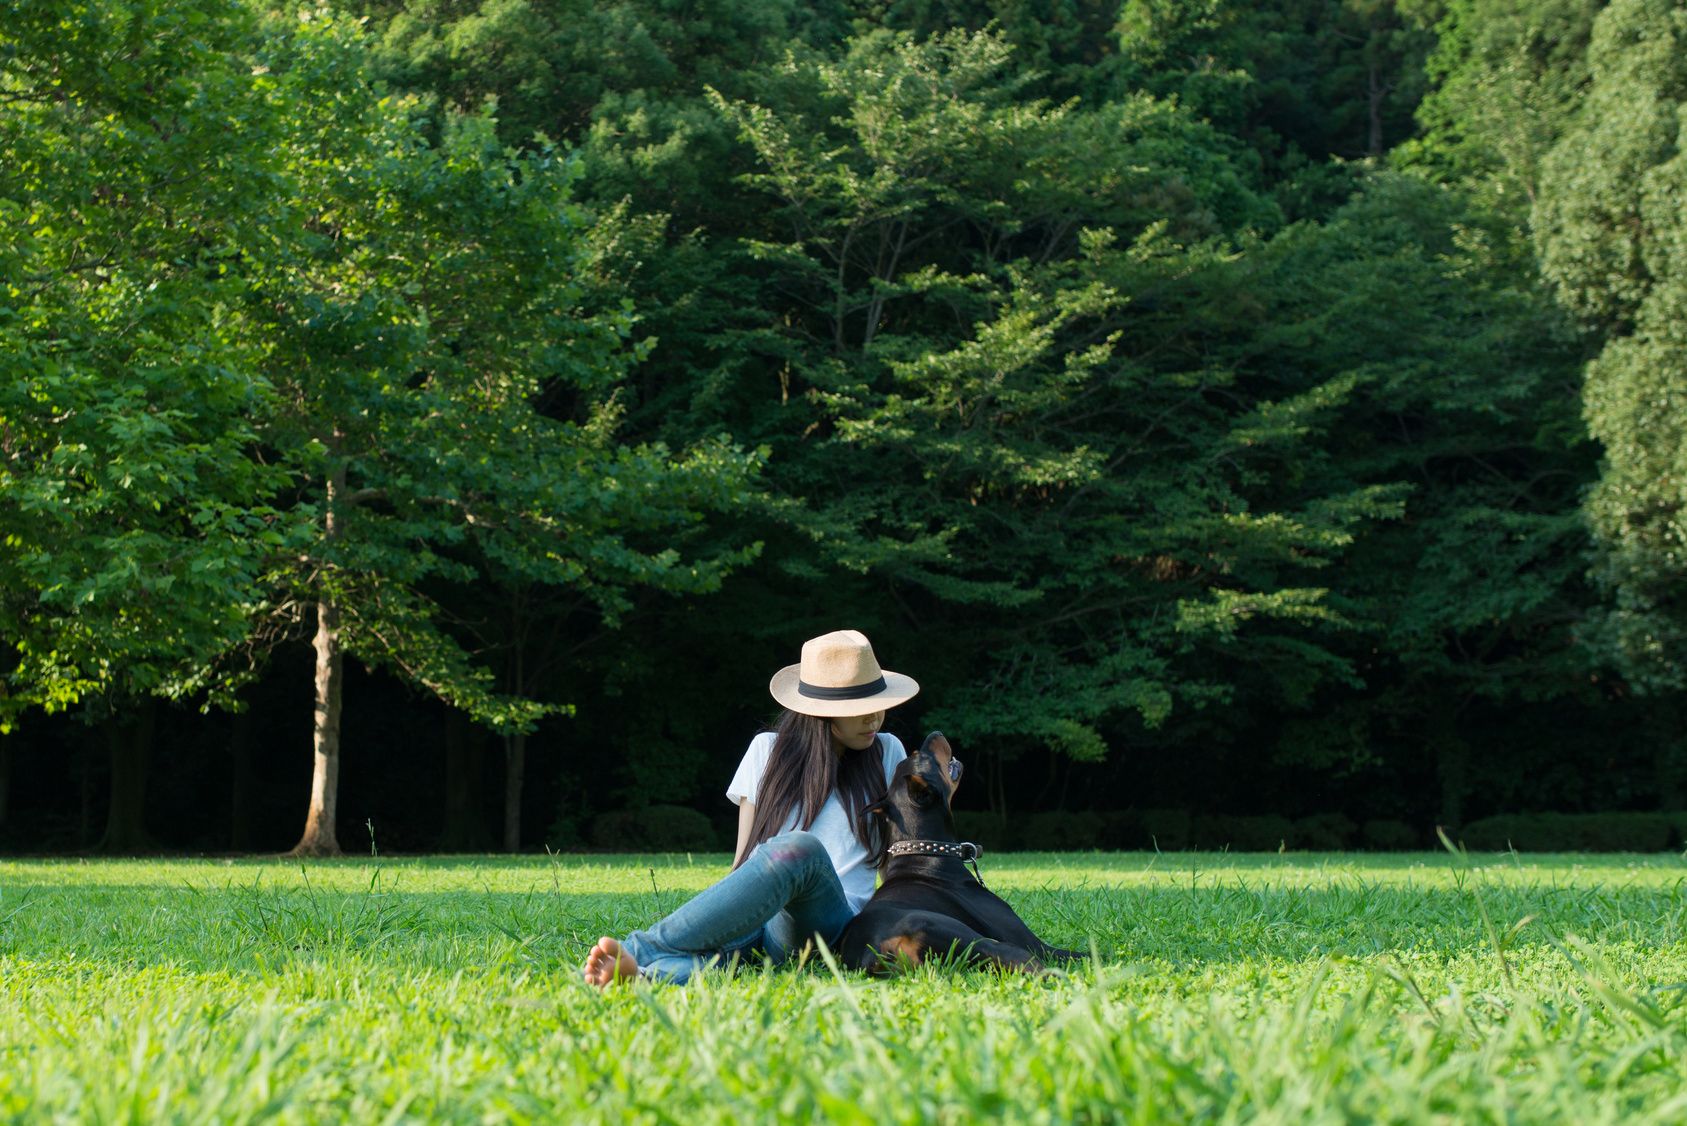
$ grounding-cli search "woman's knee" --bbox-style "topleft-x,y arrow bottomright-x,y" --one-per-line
760,830 -> 828,871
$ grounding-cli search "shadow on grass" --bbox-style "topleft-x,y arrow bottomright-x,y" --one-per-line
3,850 -> 1685,978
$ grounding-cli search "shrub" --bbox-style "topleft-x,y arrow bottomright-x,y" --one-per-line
588,810 -> 639,849
1575,813 -> 1663,850
1098,810 -> 1142,850
1191,815 -> 1293,852
545,811 -> 584,849
952,811 -> 1017,852
1291,813 -> 1357,850
1361,818 -> 1420,850
589,804 -> 717,851
1018,810 -> 1105,850
1459,812 -> 1674,852
1140,809 -> 1191,851
712,811 -> 741,852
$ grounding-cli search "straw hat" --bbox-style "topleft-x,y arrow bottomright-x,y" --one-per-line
769,630 -> 920,717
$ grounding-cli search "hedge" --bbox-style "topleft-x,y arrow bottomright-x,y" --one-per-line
1457,812 -> 1677,852
574,807 -> 1687,853
589,804 -> 719,851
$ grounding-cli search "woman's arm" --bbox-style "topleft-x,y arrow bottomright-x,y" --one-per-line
733,799 -> 757,867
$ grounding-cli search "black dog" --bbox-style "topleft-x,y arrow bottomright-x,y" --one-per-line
837,731 -> 1081,974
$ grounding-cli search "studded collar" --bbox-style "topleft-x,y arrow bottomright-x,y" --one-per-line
884,839 -> 987,886
886,839 -> 982,861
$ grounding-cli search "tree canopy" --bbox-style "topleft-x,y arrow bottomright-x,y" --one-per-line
1535,0 -> 1687,694
1,0 -> 1678,853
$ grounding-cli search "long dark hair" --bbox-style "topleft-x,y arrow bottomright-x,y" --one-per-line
733,709 -> 885,869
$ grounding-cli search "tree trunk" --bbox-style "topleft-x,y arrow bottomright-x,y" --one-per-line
504,731 -> 526,853
1432,707 -> 1469,832
292,455 -> 346,858
503,603 -> 528,853
229,706 -> 255,851
987,747 -> 1007,818
79,730 -> 97,848
103,700 -> 156,852
1651,697 -> 1686,810
440,710 -> 490,851
1032,747 -> 1059,809
0,731 -> 12,834
291,595 -> 345,856
1366,62 -> 1387,158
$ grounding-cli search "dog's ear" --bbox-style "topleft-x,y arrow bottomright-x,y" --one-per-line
861,795 -> 889,820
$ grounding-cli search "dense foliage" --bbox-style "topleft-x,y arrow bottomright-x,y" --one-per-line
1,0 -> 1679,853
1534,0 -> 1687,695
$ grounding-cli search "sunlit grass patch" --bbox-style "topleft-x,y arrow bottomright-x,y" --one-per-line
2,850 -> 1686,1121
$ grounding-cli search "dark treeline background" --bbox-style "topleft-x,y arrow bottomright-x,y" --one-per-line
3,0 -> 1684,854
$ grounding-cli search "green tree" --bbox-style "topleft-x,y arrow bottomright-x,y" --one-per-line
352,0 -> 848,146
1396,0 -> 1601,210
0,0 -> 291,728
236,14 -> 763,855
1113,0 -> 1435,168
679,29 -> 1409,786
849,0 -> 1126,103
0,0 -> 307,847
1534,0 -> 1687,692
1242,171 -> 1595,824
2,3 -> 763,853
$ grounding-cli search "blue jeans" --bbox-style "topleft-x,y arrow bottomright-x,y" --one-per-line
620,831 -> 856,984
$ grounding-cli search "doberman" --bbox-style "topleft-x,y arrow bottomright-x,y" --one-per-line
836,731 -> 1083,974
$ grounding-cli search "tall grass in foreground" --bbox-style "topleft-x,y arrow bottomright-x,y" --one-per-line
2,851 -> 1686,1122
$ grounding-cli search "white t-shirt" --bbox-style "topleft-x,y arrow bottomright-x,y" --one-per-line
726,730 -> 907,913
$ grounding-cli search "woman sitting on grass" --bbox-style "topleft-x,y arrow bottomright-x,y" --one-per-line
581,629 -> 917,986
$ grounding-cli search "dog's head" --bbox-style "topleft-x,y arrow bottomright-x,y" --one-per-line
862,731 -> 963,850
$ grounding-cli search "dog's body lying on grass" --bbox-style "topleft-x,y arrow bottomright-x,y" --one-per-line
836,731 -> 1083,973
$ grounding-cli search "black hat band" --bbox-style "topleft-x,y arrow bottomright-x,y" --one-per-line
797,676 -> 888,701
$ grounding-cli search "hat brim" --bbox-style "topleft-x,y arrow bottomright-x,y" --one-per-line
768,665 -> 921,717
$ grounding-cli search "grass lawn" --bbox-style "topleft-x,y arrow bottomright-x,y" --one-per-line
3,849 -> 1686,1123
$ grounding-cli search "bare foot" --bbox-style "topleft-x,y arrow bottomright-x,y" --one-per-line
582,936 -> 639,987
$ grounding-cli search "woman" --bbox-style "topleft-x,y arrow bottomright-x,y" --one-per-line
581,629 -> 918,985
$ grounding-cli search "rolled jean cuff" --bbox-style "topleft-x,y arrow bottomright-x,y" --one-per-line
615,830 -> 856,984
622,928 -> 760,985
